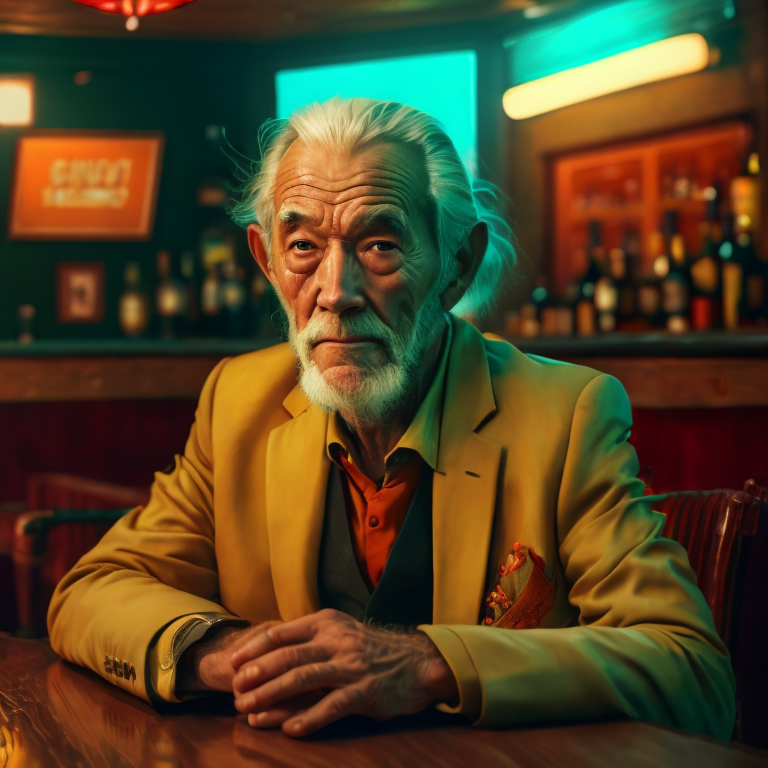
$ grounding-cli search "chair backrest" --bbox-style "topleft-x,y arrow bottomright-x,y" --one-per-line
744,478 -> 768,504
652,490 -> 762,643
653,489 -> 766,748
25,472 -> 147,511
12,473 -> 148,637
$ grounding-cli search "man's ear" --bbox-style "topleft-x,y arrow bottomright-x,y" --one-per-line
247,223 -> 277,286
440,221 -> 488,312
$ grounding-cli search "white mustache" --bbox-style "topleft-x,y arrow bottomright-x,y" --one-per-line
297,312 -> 398,356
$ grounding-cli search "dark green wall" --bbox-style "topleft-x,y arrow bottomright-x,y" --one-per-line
0,22 -> 507,340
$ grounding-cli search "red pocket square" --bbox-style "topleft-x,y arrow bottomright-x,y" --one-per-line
482,542 -> 555,629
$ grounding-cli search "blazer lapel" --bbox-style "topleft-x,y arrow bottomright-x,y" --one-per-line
432,320 -> 502,625
266,385 -> 329,621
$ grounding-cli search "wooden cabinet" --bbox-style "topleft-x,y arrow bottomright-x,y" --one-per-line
552,121 -> 753,295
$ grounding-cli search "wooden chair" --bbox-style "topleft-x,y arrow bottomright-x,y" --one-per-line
12,473 -> 147,638
651,489 -> 766,748
743,478 -> 768,504
652,490 -> 762,641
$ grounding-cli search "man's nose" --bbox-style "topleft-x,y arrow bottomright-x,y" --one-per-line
315,240 -> 365,314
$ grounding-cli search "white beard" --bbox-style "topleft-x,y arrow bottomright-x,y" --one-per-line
278,291 -> 447,427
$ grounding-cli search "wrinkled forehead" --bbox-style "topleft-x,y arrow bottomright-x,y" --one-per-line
272,139 -> 434,230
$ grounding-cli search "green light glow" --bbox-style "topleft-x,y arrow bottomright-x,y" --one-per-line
275,51 -> 478,175
506,0 -> 726,86
719,241 -> 733,259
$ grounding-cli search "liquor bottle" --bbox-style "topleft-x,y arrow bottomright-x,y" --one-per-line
250,271 -> 271,336
119,261 -> 149,337
17,304 -> 36,344
575,222 -> 603,337
661,229 -> 691,333
594,272 -> 618,333
609,234 -> 640,330
606,243 -> 635,330
221,260 -> 248,336
731,150 -> 761,249
558,283 -> 579,336
689,189 -> 722,330
720,213 -> 741,330
155,250 -> 186,339
180,250 -> 200,336
518,303 -> 540,337
201,262 -> 224,336
531,276 -> 558,336
734,216 -> 767,325
638,230 -> 665,329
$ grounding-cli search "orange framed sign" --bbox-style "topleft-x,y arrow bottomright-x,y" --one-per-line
8,131 -> 164,240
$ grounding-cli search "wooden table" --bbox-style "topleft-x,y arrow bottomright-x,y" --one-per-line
0,636 -> 765,768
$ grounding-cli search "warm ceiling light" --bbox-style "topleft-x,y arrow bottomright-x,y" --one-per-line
503,33 -> 710,120
0,76 -> 33,126
72,0 -> 195,30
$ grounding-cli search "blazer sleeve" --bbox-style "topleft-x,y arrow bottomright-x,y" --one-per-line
47,357 -> 242,703
421,374 -> 736,740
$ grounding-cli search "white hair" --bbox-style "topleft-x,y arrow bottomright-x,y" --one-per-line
230,97 -> 516,317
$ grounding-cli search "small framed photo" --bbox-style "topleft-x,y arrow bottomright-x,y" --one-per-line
56,262 -> 105,323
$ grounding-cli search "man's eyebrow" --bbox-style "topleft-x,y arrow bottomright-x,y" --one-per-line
356,208 -> 407,239
277,208 -> 316,232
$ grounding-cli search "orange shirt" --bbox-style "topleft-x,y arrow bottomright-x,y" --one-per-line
326,321 -> 452,591
334,448 -> 425,590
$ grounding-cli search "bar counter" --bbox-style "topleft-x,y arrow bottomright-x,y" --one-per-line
1,634 -> 765,768
1,332 -> 767,407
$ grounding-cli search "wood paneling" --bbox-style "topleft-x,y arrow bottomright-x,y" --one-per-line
0,356 -> 220,402
563,357 -> 768,409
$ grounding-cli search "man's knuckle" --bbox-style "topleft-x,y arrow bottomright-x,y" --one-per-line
292,667 -> 313,689
326,693 -> 351,717
283,645 -> 302,670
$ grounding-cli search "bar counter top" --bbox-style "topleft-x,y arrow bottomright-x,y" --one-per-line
1,330 -> 767,358
1,332 -> 767,407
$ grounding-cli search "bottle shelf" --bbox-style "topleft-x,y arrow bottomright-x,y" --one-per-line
569,205 -> 644,222
657,198 -> 709,213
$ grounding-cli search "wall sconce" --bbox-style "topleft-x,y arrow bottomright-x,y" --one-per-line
503,33 -> 710,120
0,75 -> 34,126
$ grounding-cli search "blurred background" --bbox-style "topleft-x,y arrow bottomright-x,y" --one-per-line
0,0 -> 767,566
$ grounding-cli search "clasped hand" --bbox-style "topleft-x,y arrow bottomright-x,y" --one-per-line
189,608 -> 457,737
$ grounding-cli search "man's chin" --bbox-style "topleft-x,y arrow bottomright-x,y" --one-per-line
319,364 -> 372,393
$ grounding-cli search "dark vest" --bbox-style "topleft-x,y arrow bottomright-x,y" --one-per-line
317,463 -> 434,627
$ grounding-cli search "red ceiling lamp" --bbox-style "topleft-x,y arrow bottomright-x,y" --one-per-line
72,1 -> 196,31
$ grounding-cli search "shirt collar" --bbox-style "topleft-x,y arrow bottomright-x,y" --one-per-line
325,316 -> 453,473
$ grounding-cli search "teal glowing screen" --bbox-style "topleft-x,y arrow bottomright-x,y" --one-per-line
276,50 -> 478,174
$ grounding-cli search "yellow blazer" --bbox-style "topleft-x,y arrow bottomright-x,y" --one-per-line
48,318 -> 734,738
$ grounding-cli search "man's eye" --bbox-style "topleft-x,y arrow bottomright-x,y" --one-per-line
291,240 -> 315,252
368,241 -> 399,253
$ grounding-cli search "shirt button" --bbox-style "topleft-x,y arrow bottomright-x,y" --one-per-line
369,516 -> 380,528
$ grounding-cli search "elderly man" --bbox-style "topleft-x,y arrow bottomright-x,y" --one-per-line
49,98 -> 734,740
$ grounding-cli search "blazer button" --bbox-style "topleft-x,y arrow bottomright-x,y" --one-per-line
369,515 -> 380,528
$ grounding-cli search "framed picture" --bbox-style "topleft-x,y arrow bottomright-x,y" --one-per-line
56,262 -> 105,323
8,130 -> 164,240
